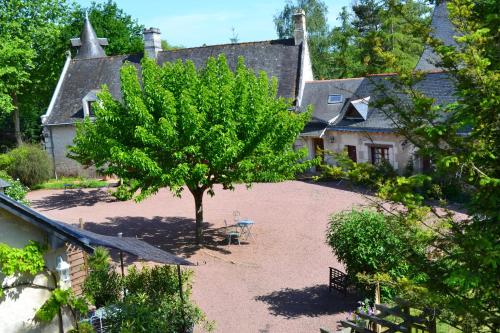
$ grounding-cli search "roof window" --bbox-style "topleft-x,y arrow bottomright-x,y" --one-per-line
327,94 -> 343,104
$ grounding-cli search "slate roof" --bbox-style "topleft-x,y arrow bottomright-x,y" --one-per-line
45,39 -> 302,125
415,1 -> 459,71
300,72 -> 457,133
0,193 -> 192,266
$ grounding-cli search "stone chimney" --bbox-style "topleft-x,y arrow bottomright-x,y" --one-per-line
143,28 -> 162,58
293,9 -> 306,46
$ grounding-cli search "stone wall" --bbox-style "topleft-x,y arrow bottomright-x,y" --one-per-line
44,125 -> 97,178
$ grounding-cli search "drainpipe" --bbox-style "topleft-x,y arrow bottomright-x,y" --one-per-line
49,127 -> 57,179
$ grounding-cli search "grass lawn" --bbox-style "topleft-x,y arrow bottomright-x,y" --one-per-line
32,177 -> 109,190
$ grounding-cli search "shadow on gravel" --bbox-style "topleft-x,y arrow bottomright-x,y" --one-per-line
255,284 -> 357,319
83,216 -> 231,259
31,189 -> 115,211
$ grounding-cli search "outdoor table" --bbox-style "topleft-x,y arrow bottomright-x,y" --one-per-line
236,219 -> 255,241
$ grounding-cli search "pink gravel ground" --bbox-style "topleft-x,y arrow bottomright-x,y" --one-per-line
27,180 -> 367,333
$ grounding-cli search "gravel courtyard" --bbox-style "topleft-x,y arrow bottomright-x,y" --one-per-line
27,180 -> 367,333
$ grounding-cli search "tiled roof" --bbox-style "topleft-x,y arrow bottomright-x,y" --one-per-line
415,1 -> 459,71
300,72 -> 457,133
45,39 -> 302,125
0,193 -> 193,265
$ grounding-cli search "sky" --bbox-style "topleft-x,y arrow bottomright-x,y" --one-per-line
75,0 -> 351,47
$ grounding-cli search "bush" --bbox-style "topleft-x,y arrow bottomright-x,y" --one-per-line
347,162 -> 378,186
6,144 -> 52,187
0,154 -> 12,170
83,248 -> 214,332
82,247 -> 122,308
0,171 -> 29,205
327,210 -> 419,298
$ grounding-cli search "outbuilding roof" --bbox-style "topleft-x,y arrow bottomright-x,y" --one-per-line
300,72 -> 457,134
0,193 -> 192,266
44,39 -> 302,126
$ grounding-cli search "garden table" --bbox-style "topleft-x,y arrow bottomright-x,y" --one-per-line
236,219 -> 255,241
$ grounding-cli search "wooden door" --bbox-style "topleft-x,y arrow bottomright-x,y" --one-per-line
346,145 -> 357,162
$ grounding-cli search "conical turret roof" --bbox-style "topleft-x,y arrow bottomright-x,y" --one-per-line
73,13 -> 108,59
415,1 -> 458,71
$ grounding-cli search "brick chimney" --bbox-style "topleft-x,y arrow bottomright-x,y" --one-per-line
293,9 -> 306,46
143,27 -> 162,58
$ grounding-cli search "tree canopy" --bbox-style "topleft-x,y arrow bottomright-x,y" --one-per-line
0,0 -> 146,148
69,55 -> 312,243
351,0 -> 500,330
274,0 -> 431,79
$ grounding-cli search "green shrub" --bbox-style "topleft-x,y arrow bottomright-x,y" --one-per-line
347,162 -> 378,186
83,248 -> 214,332
314,165 -> 346,181
0,171 -> 29,205
0,154 -> 12,170
82,247 -> 122,308
6,144 -> 52,187
327,209 -> 420,298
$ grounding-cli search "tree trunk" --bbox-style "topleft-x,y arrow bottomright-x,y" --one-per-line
12,93 -> 22,146
191,188 -> 205,245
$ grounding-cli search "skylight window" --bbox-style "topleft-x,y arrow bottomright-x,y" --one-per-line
327,94 -> 343,104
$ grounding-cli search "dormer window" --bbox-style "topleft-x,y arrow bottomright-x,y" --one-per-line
87,101 -> 95,117
344,96 -> 370,120
327,94 -> 343,104
82,90 -> 99,118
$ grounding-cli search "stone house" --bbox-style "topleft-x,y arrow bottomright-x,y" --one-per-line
42,11 -> 313,177
297,2 -> 459,173
0,192 -> 191,332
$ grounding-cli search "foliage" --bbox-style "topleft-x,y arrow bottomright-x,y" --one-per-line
0,241 -> 46,299
0,241 -> 45,277
0,0 -> 145,146
363,0 -> 500,330
0,154 -> 12,170
69,54 -> 312,244
0,0 -> 72,145
32,177 -> 108,190
0,170 -> 29,204
5,144 -> 52,187
327,210 -> 422,299
274,0 -> 430,79
35,288 -> 89,324
110,178 -> 140,201
83,249 -> 213,332
68,322 -> 95,333
82,247 -> 122,308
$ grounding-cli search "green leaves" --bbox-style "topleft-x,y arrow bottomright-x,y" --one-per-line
0,241 -> 45,276
70,54 -> 310,199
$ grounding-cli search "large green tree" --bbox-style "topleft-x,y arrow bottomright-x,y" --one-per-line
0,0 -> 71,146
363,0 -> 499,330
0,0 -> 146,148
69,55 -> 312,244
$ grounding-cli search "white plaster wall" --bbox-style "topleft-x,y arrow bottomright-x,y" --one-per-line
0,209 -> 73,333
46,125 -> 97,178
306,131 -> 414,173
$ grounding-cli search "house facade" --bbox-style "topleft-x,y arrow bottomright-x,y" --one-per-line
42,11 -> 313,177
297,2 -> 458,173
